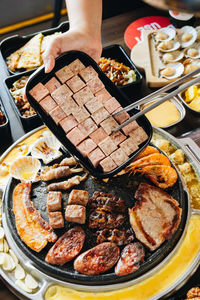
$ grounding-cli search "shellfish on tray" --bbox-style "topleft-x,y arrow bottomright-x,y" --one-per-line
161,50 -> 184,63
157,39 -> 180,53
30,136 -> 62,164
195,26 -> 200,42
178,26 -> 197,48
183,59 -> 200,75
154,27 -> 176,42
160,62 -> 184,79
10,156 -> 41,182
184,43 -> 200,59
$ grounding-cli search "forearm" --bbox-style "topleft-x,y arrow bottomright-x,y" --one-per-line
65,0 -> 102,39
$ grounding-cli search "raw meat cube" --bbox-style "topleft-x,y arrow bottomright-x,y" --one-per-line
55,65 -> 74,83
99,156 -> 117,172
51,84 -> 73,107
100,117 -> 118,135
79,66 -> 98,82
47,191 -> 62,212
88,147 -> 105,167
44,77 -> 61,93
73,107 -> 90,123
110,148 -> 129,166
40,96 -> 57,113
122,120 -> 139,136
110,131 -> 126,145
98,136 -> 118,156
91,107 -> 109,125
66,75 -> 85,93
89,127 -> 107,144
77,124 -> 89,139
77,138 -> 97,156
59,115 -> 78,134
49,106 -> 66,124
87,77 -> 104,94
80,117 -> 98,135
62,96 -> 79,116
113,107 -> 130,124
65,205 -> 86,224
48,212 -> 64,228
68,189 -> 89,206
104,97 -> 121,114
73,86 -> 94,106
66,127 -> 85,146
29,83 -> 49,102
85,97 -> 103,114
129,127 -> 148,144
68,59 -> 85,75
120,137 -> 139,156
95,88 -> 112,104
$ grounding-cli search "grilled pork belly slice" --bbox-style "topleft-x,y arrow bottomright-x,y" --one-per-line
129,183 -> 182,251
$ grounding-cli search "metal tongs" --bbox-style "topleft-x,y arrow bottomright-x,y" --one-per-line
112,67 -> 200,132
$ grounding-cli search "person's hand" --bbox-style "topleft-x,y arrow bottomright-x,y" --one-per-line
42,29 -> 102,73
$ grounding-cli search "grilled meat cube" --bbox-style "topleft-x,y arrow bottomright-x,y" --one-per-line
68,189 -> 89,206
96,228 -> 134,246
48,212 -> 64,229
47,191 -> 62,212
65,205 -> 86,224
89,209 -> 124,229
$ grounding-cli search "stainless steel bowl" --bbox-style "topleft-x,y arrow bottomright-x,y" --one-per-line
178,87 -> 200,116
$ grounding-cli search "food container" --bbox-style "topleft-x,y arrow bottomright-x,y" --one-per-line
25,50 -> 152,178
178,85 -> 200,117
0,21 -> 69,75
0,96 -> 11,138
139,94 -> 186,129
4,70 -> 43,131
101,44 -> 143,101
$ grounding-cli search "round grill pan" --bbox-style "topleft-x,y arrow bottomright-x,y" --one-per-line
4,153 -> 188,286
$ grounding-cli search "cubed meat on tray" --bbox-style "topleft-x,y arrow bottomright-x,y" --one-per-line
29,83 -> 49,102
87,77 -> 104,94
77,138 -> 97,156
79,65 -> 98,82
85,97 -> 103,114
65,205 -> 86,224
100,117 -> 118,135
47,191 -> 62,212
49,106 -> 66,125
104,97 -> 121,114
40,96 -> 57,114
55,65 -> 74,83
88,147 -> 105,167
60,115 -> 78,134
91,107 -> 109,125
89,127 -> 108,145
80,117 -> 98,135
48,212 -> 64,228
99,156 -> 117,172
73,106 -> 89,123
45,77 -> 61,93
68,189 -> 89,206
66,75 -> 85,93
95,88 -> 112,104
66,127 -> 85,146
73,86 -> 94,106
110,131 -> 126,145
129,127 -> 148,144
122,120 -> 139,136
68,59 -> 85,75
113,107 -> 130,124
61,96 -> 79,116
98,136 -> 117,156
51,84 -> 73,107
110,148 -> 129,166
120,137 -> 139,156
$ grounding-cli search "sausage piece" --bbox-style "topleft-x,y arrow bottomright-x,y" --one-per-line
74,242 -> 120,275
45,226 -> 85,265
115,242 -> 145,276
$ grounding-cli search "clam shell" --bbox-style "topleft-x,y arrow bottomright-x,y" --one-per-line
184,43 -> 200,59
10,156 -> 41,182
30,136 -> 62,164
183,59 -> 200,75
160,63 -> 184,79
162,50 -> 184,63
178,26 -> 197,48
155,27 -> 176,42
158,40 -> 180,52
195,26 -> 200,42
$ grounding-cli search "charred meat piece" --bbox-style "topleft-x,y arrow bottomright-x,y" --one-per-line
65,205 -> 86,224
74,242 -> 120,275
89,209 -> 124,229
13,183 -> 57,252
45,226 -> 85,265
68,189 -> 88,206
115,242 -> 145,276
96,228 -> 134,246
47,191 -> 62,212
48,211 -> 64,229
48,174 -> 88,191
41,165 -> 82,181
129,183 -> 182,251
88,191 -> 126,213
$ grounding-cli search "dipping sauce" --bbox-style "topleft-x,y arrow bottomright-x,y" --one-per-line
142,100 -> 180,127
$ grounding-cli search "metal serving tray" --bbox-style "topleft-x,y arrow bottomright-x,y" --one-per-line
0,95 -> 11,138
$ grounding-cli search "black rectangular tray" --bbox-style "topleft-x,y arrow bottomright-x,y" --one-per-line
0,96 -> 11,138
101,44 -> 143,101
4,70 -> 43,131
0,21 -> 69,75
25,50 -> 152,178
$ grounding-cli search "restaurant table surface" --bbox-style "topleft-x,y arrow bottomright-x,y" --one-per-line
0,6 -> 200,300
